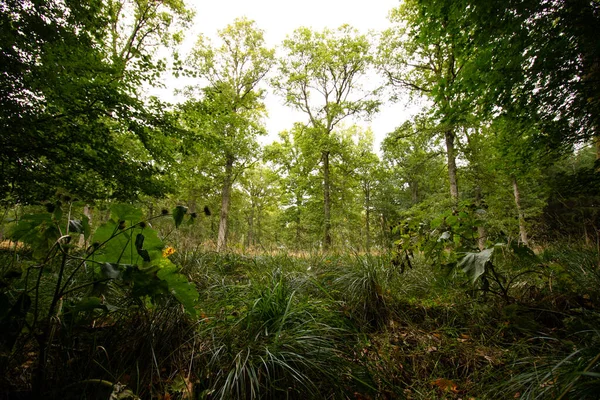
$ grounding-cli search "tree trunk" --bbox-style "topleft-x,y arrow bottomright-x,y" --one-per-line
295,192 -> 302,249
410,180 -> 418,204
512,176 -> 529,246
445,130 -> 459,201
365,184 -> 371,253
323,150 -> 332,250
247,203 -> 255,248
217,156 -> 234,252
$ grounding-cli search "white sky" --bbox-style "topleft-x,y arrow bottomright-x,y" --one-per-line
157,0 -> 422,151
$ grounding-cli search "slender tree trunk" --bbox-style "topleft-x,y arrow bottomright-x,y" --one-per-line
323,150 -> 332,250
512,176 -> 529,246
217,156 -> 234,252
247,203 -> 255,248
365,184 -> 371,253
445,130 -> 459,201
410,180 -> 418,204
295,193 -> 302,249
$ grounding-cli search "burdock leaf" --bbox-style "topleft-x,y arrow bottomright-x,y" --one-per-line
173,205 -> 188,228
458,248 -> 494,283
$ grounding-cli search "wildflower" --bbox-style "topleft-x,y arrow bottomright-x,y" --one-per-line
162,246 -> 176,258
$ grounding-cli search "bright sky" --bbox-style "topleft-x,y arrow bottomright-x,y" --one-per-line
159,0 -> 422,151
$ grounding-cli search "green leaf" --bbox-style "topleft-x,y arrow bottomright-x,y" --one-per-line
172,205 -> 188,228
431,217 -> 443,228
53,204 -> 63,222
93,221 -> 163,265
445,215 -> 458,227
458,248 -> 494,283
155,259 -> 198,316
110,204 -> 143,223
7,213 -> 59,259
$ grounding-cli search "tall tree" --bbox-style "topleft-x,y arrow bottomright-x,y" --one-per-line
103,0 -> 192,81
379,0 -> 479,201
264,125 -> 319,249
273,25 -> 379,249
464,0 -> 600,156
0,0 -> 179,203
185,18 -> 274,251
239,166 -> 278,249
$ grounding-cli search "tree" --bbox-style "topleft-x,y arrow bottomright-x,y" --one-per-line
103,0 -> 193,83
463,0 -> 600,156
273,25 -> 379,249
184,18 -> 274,251
339,127 -> 380,252
0,0 -> 178,203
264,125 -> 319,249
378,0 -> 477,202
238,166 -> 279,249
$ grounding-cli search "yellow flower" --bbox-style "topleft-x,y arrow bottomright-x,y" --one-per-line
162,246 -> 176,258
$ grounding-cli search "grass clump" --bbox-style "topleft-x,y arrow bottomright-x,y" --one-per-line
194,263 -> 350,399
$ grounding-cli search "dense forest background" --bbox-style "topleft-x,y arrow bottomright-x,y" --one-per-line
1,0 -> 600,399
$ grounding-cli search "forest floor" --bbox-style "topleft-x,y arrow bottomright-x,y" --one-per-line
1,248 -> 599,399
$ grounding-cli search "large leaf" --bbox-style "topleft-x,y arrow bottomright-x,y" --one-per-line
172,205 -> 188,228
155,259 -> 198,316
92,221 -> 163,265
7,214 -> 59,259
458,248 -> 494,283
110,204 -> 144,223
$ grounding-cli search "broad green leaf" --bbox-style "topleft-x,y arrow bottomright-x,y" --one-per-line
52,203 -> 63,222
155,259 -> 198,316
459,248 -> 494,283
7,214 -> 59,259
431,217 -> 443,228
110,204 -> 143,223
445,215 -> 458,227
93,221 -> 163,265
172,205 -> 188,228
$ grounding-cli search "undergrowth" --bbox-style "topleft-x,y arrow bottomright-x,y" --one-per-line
1,242 -> 599,399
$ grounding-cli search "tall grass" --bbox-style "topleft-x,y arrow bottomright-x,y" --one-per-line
193,258 -> 351,399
